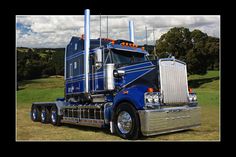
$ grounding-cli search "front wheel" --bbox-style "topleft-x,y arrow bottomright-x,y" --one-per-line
113,102 -> 140,140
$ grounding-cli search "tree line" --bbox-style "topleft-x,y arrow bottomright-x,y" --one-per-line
151,27 -> 219,74
17,48 -> 64,81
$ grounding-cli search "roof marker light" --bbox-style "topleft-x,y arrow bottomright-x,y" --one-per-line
189,88 -> 193,93
123,90 -> 129,94
147,88 -> 154,93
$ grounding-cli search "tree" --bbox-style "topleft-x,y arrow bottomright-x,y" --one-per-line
155,27 -> 219,75
17,47 -> 66,81
205,36 -> 219,70
186,48 -> 208,75
185,29 -> 209,74
156,27 -> 192,61
52,49 -> 65,76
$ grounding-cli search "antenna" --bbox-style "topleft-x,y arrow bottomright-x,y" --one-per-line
153,27 -> 156,53
100,13 -> 101,47
153,27 -> 155,45
145,26 -> 148,45
107,15 -> 108,39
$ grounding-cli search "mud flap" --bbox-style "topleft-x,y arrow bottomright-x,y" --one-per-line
110,121 -> 114,134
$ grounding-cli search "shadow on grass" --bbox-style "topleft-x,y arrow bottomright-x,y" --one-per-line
17,76 -> 62,91
17,80 -> 43,91
62,123 -> 195,141
188,76 -> 219,88
18,78 -> 48,87
62,123 -> 112,135
17,87 -> 26,91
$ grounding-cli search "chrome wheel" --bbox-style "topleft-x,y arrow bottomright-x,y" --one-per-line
50,106 -> 61,126
51,110 -> 57,123
32,109 -> 37,120
41,109 -> 46,122
31,106 -> 40,122
117,111 -> 132,134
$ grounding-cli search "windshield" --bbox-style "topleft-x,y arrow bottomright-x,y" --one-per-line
112,49 -> 148,66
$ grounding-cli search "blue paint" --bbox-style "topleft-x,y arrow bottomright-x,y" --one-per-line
106,94 -> 114,102
117,62 -> 155,87
113,85 -> 149,110
56,98 -> 65,101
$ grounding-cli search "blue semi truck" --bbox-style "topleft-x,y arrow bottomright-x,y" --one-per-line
31,9 -> 200,140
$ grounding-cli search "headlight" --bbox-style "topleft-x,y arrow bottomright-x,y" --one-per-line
153,95 -> 159,103
189,93 -> 197,102
146,94 -> 153,103
189,97 -> 193,101
145,92 -> 160,104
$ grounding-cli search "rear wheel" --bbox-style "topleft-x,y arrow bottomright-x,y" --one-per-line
113,102 -> 140,140
41,107 -> 50,123
31,105 -> 40,122
50,105 -> 61,126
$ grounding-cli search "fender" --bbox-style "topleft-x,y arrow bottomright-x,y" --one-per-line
113,85 -> 149,110
55,98 -> 68,115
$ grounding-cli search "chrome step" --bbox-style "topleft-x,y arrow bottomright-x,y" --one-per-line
91,94 -> 105,103
61,117 -> 105,128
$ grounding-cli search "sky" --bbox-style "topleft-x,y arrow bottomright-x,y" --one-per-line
16,15 -> 220,48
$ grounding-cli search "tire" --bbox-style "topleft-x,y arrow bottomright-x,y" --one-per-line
50,105 -> 61,126
41,106 -> 50,123
31,105 -> 41,122
113,102 -> 141,140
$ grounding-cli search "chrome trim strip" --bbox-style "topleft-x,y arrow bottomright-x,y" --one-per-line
66,51 -> 84,61
124,65 -> 155,73
119,61 -> 153,70
125,67 -> 154,74
61,118 -> 104,128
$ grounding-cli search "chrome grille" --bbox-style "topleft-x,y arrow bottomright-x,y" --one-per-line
159,59 -> 189,104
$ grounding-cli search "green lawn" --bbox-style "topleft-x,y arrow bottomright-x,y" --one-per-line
16,71 -> 220,141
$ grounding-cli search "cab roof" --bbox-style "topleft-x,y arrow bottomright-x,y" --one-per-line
69,36 -> 149,55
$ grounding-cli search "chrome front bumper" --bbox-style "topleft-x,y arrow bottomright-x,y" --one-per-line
138,106 -> 201,136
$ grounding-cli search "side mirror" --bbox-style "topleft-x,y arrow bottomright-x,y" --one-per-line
113,69 -> 125,78
95,48 -> 102,69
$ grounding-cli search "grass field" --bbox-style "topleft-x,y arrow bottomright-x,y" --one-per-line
16,71 -> 220,141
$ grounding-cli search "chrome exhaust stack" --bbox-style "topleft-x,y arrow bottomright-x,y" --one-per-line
84,9 -> 90,93
129,20 -> 134,42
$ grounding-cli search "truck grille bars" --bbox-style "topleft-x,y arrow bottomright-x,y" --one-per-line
159,59 -> 189,104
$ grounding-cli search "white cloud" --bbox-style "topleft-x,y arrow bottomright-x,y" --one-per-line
16,15 -> 220,48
